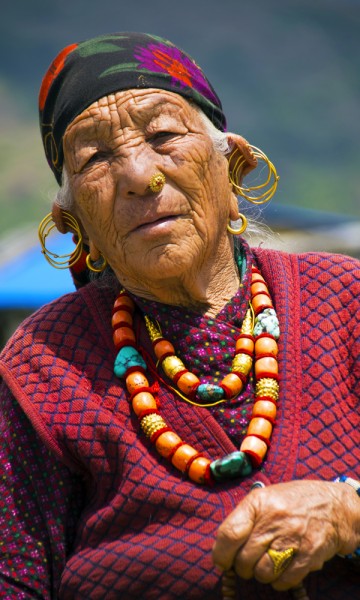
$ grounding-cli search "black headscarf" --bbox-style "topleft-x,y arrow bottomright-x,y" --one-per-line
39,32 -> 227,184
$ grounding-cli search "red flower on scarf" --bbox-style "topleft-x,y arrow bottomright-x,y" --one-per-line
134,42 -> 218,103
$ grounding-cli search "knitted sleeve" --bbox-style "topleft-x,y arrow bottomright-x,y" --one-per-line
0,380 -> 85,598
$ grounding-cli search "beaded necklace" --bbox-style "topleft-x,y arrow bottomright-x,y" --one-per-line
112,265 -> 280,485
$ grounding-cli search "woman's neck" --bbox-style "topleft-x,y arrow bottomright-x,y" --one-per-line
119,246 -> 241,317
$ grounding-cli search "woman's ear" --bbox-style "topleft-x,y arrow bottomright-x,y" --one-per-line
226,133 -> 258,189
51,201 -> 89,243
51,202 -> 68,234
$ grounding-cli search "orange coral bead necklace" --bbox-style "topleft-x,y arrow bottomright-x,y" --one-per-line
112,265 -> 280,485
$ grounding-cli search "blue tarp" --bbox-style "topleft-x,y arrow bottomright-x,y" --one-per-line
0,234 -> 74,309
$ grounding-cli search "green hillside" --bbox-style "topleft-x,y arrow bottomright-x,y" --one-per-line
0,0 -> 359,236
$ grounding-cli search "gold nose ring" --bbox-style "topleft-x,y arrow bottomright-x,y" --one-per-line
149,172 -> 166,193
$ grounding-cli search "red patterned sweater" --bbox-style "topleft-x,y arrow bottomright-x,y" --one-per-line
0,248 -> 359,599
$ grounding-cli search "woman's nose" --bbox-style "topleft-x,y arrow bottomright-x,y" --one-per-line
115,151 -> 161,198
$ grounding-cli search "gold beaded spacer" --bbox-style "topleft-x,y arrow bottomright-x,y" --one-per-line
255,378 -> 279,400
140,413 -> 167,437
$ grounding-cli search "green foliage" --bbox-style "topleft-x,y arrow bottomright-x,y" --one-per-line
0,86 -> 57,235
0,0 -> 359,235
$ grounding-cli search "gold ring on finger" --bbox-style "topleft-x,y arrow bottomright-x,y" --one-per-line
267,547 -> 295,576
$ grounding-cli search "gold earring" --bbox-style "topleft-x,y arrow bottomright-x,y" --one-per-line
149,172 -> 166,193
38,210 -> 83,269
227,213 -> 248,235
85,253 -> 108,273
229,146 -> 279,205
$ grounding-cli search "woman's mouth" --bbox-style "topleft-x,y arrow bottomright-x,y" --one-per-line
133,214 -> 182,234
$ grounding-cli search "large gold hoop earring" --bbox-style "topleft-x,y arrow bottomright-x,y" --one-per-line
227,213 -> 248,235
85,253 -> 108,273
229,146 -> 279,205
38,211 -> 83,269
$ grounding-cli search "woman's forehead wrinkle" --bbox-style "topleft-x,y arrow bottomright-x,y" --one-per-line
68,101 -> 133,147
121,90 -> 191,123
95,96 -> 134,136
87,95 -> 152,142
65,91 -> 201,165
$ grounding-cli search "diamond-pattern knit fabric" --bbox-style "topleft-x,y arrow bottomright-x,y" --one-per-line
0,248 -> 359,599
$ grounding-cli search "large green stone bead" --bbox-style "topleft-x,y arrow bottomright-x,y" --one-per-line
197,384 -> 224,402
114,346 -> 147,378
253,308 -> 280,339
210,451 -> 253,481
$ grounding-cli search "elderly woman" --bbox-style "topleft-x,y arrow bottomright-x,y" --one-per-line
0,32 -> 359,600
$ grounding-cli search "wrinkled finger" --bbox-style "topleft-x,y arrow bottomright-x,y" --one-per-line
252,546 -> 298,585
232,534 -> 272,579
212,499 -> 256,571
212,518 -> 251,572
271,553 -> 325,592
252,545 -> 316,591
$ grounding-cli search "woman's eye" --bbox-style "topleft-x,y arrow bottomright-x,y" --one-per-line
149,131 -> 178,145
84,151 -> 108,167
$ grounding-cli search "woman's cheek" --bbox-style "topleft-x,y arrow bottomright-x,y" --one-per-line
77,186 -> 100,220
73,162 -> 109,188
73,171 -> 111,214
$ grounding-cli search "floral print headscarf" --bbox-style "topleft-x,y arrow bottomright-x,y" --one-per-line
39,32 -> 227,184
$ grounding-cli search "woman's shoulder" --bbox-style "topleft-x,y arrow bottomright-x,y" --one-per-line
295,249 -> 360,276
252,246 -> 360,315
252,246 -> 360,279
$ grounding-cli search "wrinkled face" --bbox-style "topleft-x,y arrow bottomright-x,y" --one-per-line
63,89 -> 236,287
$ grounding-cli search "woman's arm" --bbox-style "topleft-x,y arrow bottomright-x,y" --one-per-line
0,381 -> 84,598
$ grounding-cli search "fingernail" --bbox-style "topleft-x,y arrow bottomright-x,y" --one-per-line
251,481 -> 265,490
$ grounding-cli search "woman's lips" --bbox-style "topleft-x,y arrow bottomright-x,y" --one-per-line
133,214 -> 182,234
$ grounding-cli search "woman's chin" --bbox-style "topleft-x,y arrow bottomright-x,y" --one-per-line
120,246 -> 196,287
139,255 -> 188,282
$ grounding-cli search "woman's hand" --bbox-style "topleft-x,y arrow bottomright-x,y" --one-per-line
212,480 -> 360,591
